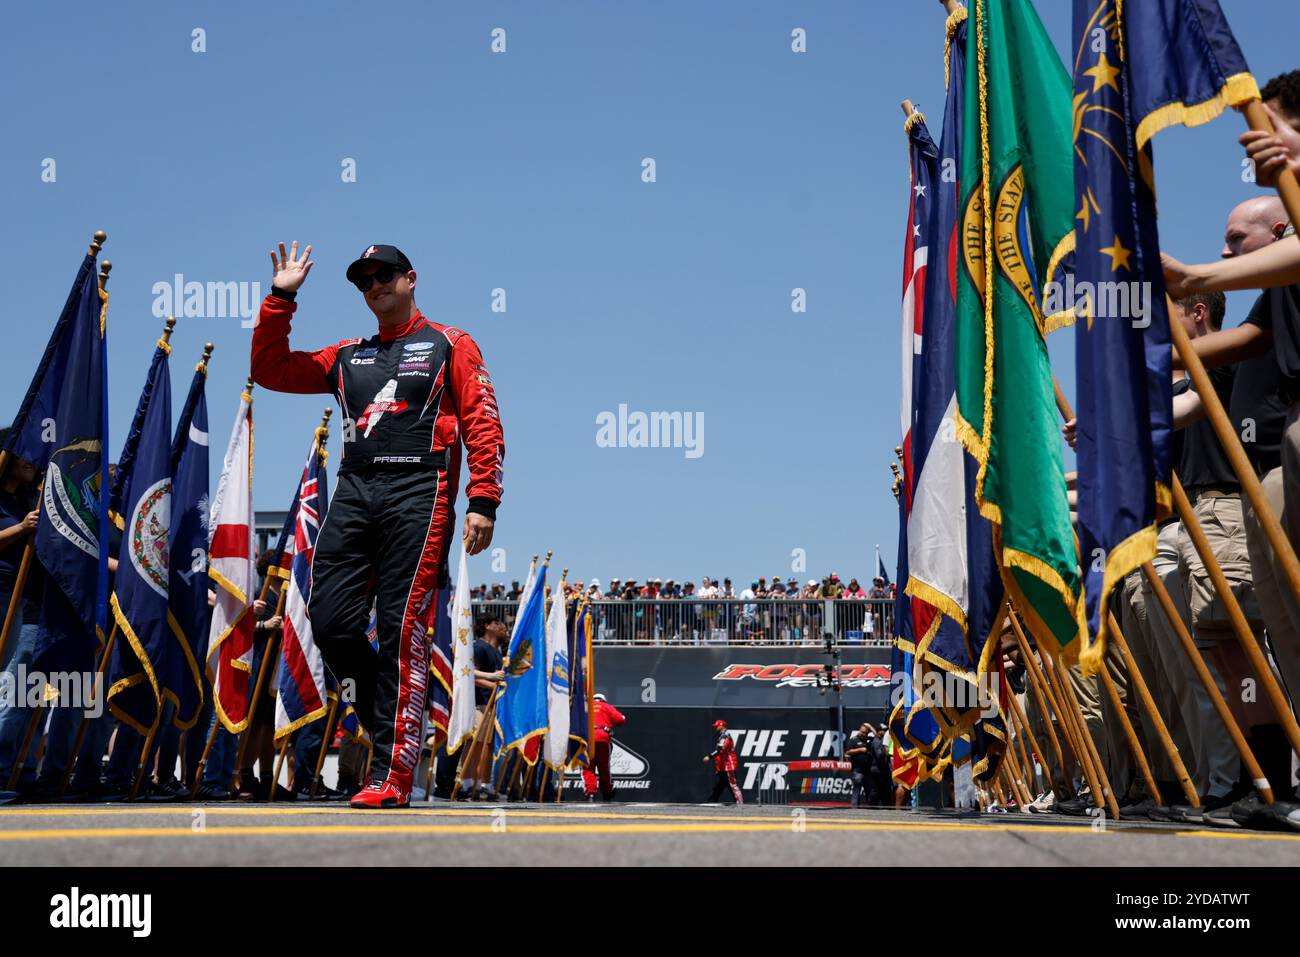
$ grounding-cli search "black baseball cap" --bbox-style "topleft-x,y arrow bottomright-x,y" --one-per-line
345,244 -> 414,283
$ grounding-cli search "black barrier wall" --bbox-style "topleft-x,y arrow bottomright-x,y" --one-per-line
563,646 -> 892,804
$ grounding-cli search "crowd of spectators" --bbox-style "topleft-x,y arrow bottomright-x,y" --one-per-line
470,572 -> 898,603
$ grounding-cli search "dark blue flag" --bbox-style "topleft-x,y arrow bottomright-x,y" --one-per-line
1070,0 -> 1258,661
107,338 -> 173,734
567,599 -> 592,768
24,257 -> 111,676
167,358 -> 211,729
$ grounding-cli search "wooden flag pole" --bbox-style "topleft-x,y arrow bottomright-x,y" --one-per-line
999,719 -> 1033,807
6,705 -> 45,791
1050,657 -> 1120,818
1004,685 -> 1049,798
268,737 -> 290,803
232,598 -> 285,790
1141,561 -> 1273,804
192,717 -> 221,796
309,694 -> 341,799
129,719 -> 161,800
1096,661 -> 1162,807
1006,617 -> 1072,790
1170,474 -> 1300,760
1051,382 -> 1198,805
1007,606 -> 1104,808
57,623 -> 120,796
1104,614 -> 1198,806
0,545 -> 35,667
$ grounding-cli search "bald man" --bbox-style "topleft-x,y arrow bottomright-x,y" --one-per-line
1168,197 -> 1300,778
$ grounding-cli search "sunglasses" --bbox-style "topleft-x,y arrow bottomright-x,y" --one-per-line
353,264 -> 402,292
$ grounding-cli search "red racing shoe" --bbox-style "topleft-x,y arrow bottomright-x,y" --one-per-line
349,781 -> 409,809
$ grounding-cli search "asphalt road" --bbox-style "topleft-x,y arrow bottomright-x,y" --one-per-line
0,801 -> 1296,866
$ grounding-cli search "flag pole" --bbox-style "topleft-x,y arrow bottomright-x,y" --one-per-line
1051,381 -> 1199,806
1005,618 -> 1072,793
310,694 -> 340,800
233,591 -> 285,790
938,0 -> 963,17
1095,657 -> 1162,807
1004,689 -> 1038,795
268,737 -> 290,802
6,704 -> 46,791
1041,650 -> 1119,818
57,623 -> 119,796
1002,676 -> 1054,800
1140,562 -> 1273,803
1169,475 -> 1300,758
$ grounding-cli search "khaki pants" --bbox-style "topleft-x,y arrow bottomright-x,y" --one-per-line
1243,465 -> 1300,722
1177,493 -> 1255,798
1140,521 -> 1207,793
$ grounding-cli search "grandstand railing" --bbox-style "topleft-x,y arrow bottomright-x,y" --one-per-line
469,598 -> 895,647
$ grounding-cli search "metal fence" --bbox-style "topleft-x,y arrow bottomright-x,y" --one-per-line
470,598 -> 894,646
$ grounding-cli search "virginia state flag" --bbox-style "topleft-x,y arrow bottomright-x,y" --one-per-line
107,335 -> 173,734
566,599 -> 593,768
167,358 -> 210,729
495,564 -> 548,763
274,437 -> 331,742
1070,0 -> 1258,661
9,255 -> 112,674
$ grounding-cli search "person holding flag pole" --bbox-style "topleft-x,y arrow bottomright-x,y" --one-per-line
193,378 -> 258,797
0,234 -> 112,800
562,596 -> 595,802
96,316 -> 176,800
268,411 -> 335,801
540,571 -> 570,798
493,552 -> 550,799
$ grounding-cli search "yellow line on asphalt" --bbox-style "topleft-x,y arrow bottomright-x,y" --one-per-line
0,819 -> 1295,843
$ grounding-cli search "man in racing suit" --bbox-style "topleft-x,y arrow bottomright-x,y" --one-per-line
704,718 -> 743,805
251,241 -> 503,809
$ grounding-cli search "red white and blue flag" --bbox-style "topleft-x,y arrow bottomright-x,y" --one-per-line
426,580 -> 454,751
273,438 -> 331,742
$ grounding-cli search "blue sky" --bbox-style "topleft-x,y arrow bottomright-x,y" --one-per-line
1,1 -> 1293,588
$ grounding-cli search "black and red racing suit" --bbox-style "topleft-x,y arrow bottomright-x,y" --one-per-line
251,291 -> 503,798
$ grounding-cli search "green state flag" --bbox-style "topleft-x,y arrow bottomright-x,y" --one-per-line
953,0 -> 1084,663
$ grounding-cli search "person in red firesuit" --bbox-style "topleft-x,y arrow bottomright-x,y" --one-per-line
704,719 -> 743,805
583,693 -> 625,802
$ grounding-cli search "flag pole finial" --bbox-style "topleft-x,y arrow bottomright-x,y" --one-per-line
98,260 -> 111,290
161,316 -> 177,344
894,445 -> 904,464
901,99 -> 915,117
197,342 -> 215,373
89,230 -> 107,257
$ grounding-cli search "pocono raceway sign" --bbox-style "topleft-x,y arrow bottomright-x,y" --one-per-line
561,646 -> 889,803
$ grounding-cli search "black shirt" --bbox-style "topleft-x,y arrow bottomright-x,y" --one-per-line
1244,283 -> 1300,403
0,488 -> 33,596
473,638 -> 503,707
847,732 -> 873,774
1178,364 -> 1238,492
1229,312 -> 1288,475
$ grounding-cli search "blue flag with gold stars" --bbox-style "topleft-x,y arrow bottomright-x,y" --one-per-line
1070,0 -> 1258,652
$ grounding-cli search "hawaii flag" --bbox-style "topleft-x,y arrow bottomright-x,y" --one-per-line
206,388 -> 257,733
274,436 -> 331,742
446,540 -> 477,754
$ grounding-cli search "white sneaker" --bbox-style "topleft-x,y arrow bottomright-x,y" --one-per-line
1028,791 -> 1055,813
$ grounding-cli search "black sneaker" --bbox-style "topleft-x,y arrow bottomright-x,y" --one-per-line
293,781 -> 336,801
0,790 -> 21,806
1055,796 -> 1092,817
1229,793 -> 1300,832
192,782 -> 233,802
148,779 -> 190,802
1117,796 -> 1156,821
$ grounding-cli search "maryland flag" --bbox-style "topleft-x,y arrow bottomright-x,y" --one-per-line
1070,0 -> 1259,663
954,0 -> 1083,664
